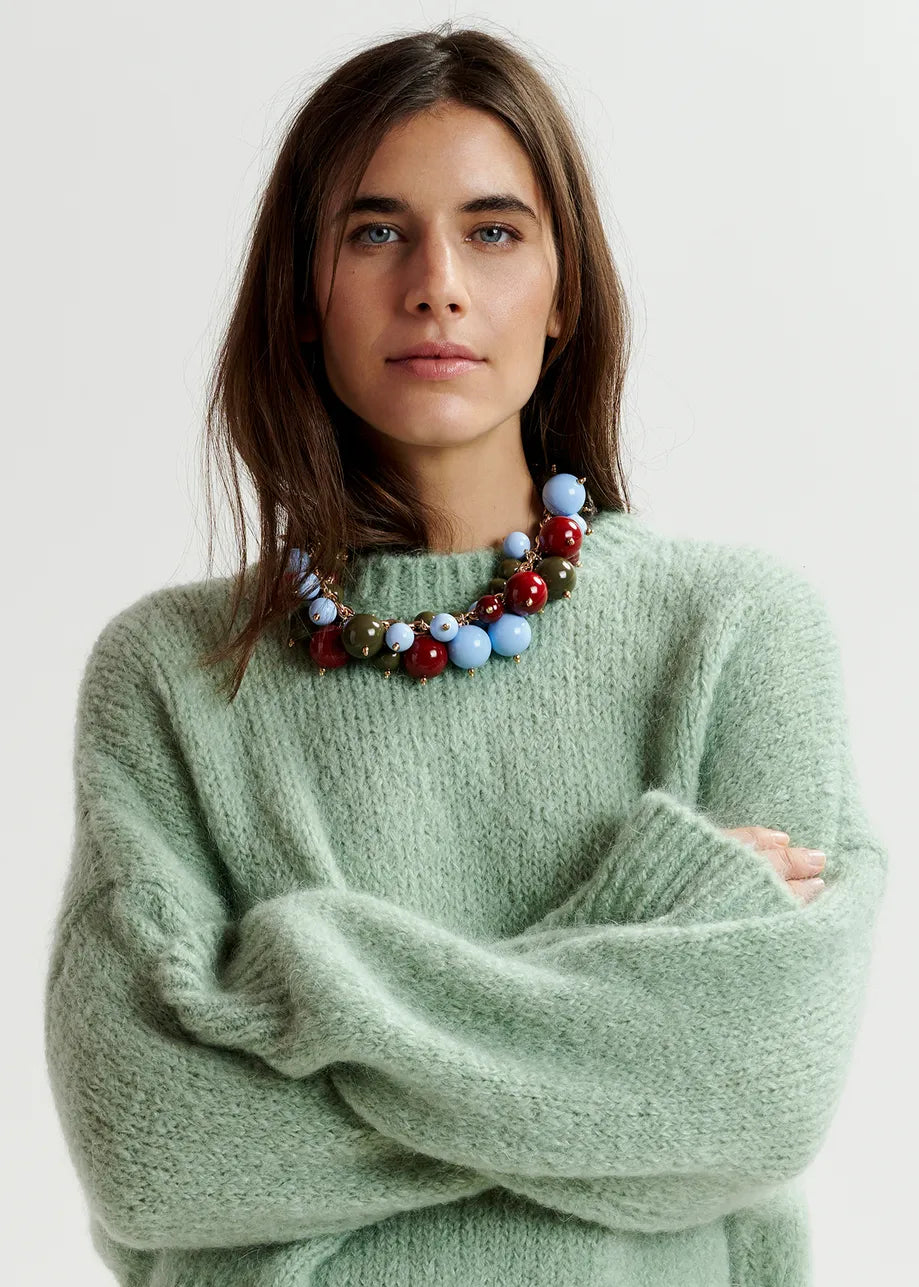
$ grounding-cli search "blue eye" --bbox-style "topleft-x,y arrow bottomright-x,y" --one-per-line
476,225 -> 516,244
355,225 -> 397,245
348,223 -> 522,248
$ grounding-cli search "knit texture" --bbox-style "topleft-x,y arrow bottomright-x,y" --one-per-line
43,508 -> 888,1286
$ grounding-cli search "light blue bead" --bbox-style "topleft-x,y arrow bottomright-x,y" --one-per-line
542,472 -> 586,516
288,549 -> 322,598
503,530 -> 531,559
288,547 -> 311,576
429,612 -> 459,642
569,513 -> 588,536
307,596 -> 338,626
488,612 -> 532,657
447,623 -> 492,669
385,621 -> 415,653
297,571 -> 323,600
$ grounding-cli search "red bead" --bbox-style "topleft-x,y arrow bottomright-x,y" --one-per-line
503,569 -> 549,615
309,624 -> 349,669
403,635 -> 449,680
538,514 -> 583,559
473,593 -> 504,625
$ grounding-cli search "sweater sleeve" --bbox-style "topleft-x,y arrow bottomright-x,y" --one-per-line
156,555 -> 888,1233
43,616 -> 495,1252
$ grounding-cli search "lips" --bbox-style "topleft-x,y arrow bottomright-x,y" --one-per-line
387,340 -> 482,362
387,354 -> 484,380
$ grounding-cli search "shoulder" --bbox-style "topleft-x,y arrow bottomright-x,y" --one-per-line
645,530 -> 843,696
679,535 -> 833,641
601,512 -> 830,623
78,568 -> 251,701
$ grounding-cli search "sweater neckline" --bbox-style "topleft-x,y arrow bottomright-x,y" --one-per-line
341,507 -> 642,623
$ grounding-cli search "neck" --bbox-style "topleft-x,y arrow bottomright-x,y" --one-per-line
379,418 -> 544,554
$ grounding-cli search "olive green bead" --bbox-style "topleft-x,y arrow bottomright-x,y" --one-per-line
341,612 -> 386,659
368,647 -> 401,673
534,556 -> 578,600
288,606 -> 314,642
498,557 -> 523,580
414,610 -> 437,628
487,577 -> 507,595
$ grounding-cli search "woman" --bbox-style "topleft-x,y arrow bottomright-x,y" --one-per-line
43,24 -> 887,1287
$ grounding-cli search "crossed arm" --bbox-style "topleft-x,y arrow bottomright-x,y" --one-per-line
44,562 -> 888,1252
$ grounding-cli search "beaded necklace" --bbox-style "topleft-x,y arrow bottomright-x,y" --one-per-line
285,467 -> 595,684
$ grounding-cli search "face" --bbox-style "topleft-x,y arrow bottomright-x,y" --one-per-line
303,102 -> 562,453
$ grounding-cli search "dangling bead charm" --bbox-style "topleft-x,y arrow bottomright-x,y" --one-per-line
403,634 -> 449,684
488,611 -> 532,659
503,569 -> 549,616
534,557 -> 577,600
308,624 -> 348,674
341,613 -> 387,659
543,471 -> 587,516
538,515 -> 583,561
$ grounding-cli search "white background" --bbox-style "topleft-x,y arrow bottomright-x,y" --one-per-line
3,1 -> 915,1282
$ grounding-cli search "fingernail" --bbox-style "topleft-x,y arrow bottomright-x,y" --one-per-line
805,849 -> 826,873
767,829 -> 790,841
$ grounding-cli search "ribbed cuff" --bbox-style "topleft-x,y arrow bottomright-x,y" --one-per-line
154,912 -> 290,1060
586,789 -> 802,925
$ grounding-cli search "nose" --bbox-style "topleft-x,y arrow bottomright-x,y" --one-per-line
402,232 -> 471,317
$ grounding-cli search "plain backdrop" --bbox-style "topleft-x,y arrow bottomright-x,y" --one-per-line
3,1 -> 915,1282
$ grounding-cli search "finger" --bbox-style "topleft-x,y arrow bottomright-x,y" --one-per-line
793,846 -> 826,875
725,825 -> 790,851
767,846 -> 826,878
786,877 -> 825,904
764,844 -> 796,878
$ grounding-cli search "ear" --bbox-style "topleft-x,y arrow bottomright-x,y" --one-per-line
546,301 -> 562,340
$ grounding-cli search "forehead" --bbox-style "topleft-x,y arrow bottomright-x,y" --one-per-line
331,104 -> 547,215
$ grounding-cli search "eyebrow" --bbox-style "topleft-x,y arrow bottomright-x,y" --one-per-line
332,193 -> 540,225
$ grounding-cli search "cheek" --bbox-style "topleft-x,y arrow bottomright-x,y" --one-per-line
492,261 -> 555,335
491,271 -> 555,391
317,277 -> 379,378
313,248 -> 366,332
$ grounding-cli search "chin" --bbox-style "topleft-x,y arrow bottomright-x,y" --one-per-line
366,405 -> 492,445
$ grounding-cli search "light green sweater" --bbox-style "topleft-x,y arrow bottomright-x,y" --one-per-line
43,508 -> 888,1286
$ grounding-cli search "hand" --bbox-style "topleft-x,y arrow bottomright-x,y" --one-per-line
719,826 -> 826,905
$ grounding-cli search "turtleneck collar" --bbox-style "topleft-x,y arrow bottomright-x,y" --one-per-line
342,507 -> 642,623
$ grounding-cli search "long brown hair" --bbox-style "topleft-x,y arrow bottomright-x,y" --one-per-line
199,21 -> 633,700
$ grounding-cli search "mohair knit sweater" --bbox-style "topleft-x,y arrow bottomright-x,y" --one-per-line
43,507 -> 888,1287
